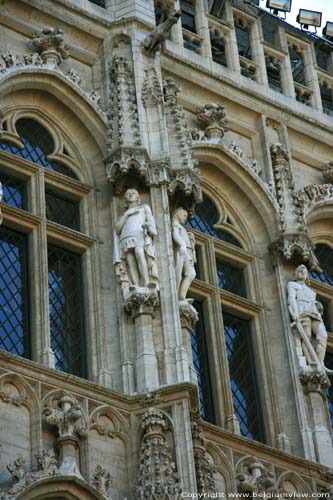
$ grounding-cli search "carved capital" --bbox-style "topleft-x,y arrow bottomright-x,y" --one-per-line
124,286 -> 160,318
197,103 -> 229,142
32,28 -> 69,65
179,300 -> 199,330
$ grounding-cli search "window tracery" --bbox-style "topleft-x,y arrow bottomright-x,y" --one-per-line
0,116 -> 88,377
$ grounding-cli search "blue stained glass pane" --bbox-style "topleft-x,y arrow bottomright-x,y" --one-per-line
0,228 -> 29,357
310,244 -> 333,286
0,172 -> 26,209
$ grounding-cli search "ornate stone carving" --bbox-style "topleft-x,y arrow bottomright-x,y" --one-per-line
142,66 -> 163,106
106,147 -> 150,190
321,161 -> 333,183
124,287 -> 160,319
172,208 -> 196,301
191,422 -> 216,494
270,143 -> 319,270
297,183 -> 333,209
196,103 -> 229,143
139,391 -> 162,407
107,57 -> 141,153
299,367 -> 330,394
114,189 -> 159,293
135,409 -> 182,499
66,69 -> 82,86
35,449 -> 59,477
179,300 -> 199,330
43,395 -> 86,478
142,10 -> 181,56
287,265 -> 330,374
228,140 -> 243,158
168,168 -> 203,207
90,465 -> 112,499
237,460 -> 276,494
32,28 -> 69,66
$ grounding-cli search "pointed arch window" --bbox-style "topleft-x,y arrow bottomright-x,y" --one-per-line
188,193 -> 264,441
0,116 -> 90,378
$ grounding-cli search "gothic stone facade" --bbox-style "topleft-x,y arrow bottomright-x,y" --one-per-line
0,0 -> 333,498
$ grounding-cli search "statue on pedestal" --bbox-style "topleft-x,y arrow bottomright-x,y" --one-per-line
172,207 -> 196,301
114,188 -> 159,291
287,264 -> 327,366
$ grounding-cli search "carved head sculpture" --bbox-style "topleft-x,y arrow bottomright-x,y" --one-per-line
295,264 -> 309,284
124,188 -> 141,206
173,207 -> 188,225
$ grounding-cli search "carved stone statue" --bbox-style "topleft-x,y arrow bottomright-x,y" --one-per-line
172,208 -> 196,300
114,189 -> 158,289
287,264 -> 327,365
142,10 -> 181,55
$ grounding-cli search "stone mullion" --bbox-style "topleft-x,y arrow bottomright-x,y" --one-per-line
150,183 -> 191,384
32,169 -> 55,368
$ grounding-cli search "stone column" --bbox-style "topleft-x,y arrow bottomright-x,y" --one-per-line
125,287 -> 160,392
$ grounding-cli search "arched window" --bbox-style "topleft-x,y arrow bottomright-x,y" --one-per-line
188,194 -> 264,442
309,243 -> 333,427
0,117 -> 89,378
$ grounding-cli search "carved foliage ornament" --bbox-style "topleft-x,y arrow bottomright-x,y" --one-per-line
196,103 -> 229,142
141,66 -> 163,107
135,409 -> 182,499
191,422 -> 216,494
237,460 -> 276,494
32,28 -> 69,65
90,465 -> 112,499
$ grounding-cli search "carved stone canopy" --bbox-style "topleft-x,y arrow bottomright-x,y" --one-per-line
269,234 -> 321,272
105,147 -> 151,193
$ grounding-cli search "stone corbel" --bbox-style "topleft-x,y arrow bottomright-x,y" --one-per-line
236,459 -> 276,495
299,367 -> 330,397
31,28 -> 69,66
196,103 -> 229,144
124,285 -> 160,319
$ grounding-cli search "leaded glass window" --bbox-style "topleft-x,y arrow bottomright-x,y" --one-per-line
0,172 -> 27,209
191,301 -> 215,423
180,0 -> 196,33
224,313 -> 264,442
187,194 -> 242,247
216,260 -> 245,296
310,244 -> 333,286
235,21 -> 251,60
289,46 -> 305,85
46,191 -> 80,231
48,246 -> 85,377
0,228 -> 29,357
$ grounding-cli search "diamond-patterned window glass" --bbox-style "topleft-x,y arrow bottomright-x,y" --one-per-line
310,244 -> 333,286
224,313 -> 264,442
0,172 -> 27,209
46,191 -> 80,231
325,351 -> 333,428
0,228 -> 30,357
191,301 -> 215,423
48,246 -> 85,377
186,195 -> 242,247
0,119 -> 78,179
217,260 -> 246,297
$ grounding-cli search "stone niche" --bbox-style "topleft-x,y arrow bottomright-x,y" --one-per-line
0,378 -> 32,489
89,409 -> 128,500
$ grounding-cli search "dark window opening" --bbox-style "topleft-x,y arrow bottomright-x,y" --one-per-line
224,314 -> 264,442
191,301 -> 215,423
180,0 -> 196,33
0,228 -> 30,358
266,58 -> 282,93
0,172 -> 27,210
187,194 -> 242,247
320,83 -> 333,116
216,260 -> 246,297
208,0 -> 225,19
310,244 -> 333,286
46,191 -> 80,231
211,33 -> 227,67
48,246 -> 86,378
315,42 -> 331,71
89,0 -> 105,6
289,46 -> 306,85
0,119 -> 78,179
235,22 -> 251,60
260,12 -> 278,46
